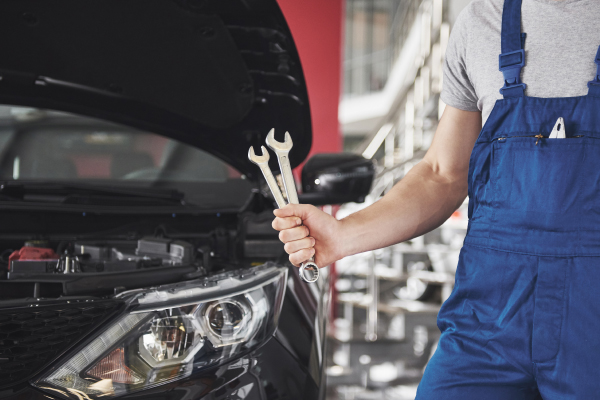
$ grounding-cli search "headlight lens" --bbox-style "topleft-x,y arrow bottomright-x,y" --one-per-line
32,265 -> 287,399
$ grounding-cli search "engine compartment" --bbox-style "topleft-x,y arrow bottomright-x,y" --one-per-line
0,238 -> 204,299
9,238 -> 195,276
0,208 -> 284,300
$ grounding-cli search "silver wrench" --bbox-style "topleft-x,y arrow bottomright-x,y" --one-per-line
265,129 -> 299,204
265,129 -> 319,283
248,146 -> 287,208
248,141 -> 319,283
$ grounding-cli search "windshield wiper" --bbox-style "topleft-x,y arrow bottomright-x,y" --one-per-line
0,181 -> 186,205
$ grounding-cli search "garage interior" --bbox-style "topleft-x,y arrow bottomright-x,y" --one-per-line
314,0 -> 471,398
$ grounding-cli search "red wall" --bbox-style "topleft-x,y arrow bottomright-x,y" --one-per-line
277,0 -> 343,156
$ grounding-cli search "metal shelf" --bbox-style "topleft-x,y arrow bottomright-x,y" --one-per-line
337,292 -> 440,314
347,269 -> 454,284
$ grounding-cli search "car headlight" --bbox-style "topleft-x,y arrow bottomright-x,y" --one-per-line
32,265 -> 287,399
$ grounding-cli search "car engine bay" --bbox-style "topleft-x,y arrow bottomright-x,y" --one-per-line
0,208 -> 284,301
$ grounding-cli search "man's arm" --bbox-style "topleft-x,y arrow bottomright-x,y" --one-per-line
273,105 -> 482,267
336,105 -> 482,256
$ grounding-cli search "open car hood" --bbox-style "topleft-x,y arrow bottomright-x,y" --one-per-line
0,0 -> 311,178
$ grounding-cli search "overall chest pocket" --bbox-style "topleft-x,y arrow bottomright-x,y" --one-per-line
492,137 -> 600,215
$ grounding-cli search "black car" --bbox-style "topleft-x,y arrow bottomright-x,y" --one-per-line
0,1 -> 375,399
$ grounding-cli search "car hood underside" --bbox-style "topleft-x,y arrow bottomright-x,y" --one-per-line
0,0 -> 312,178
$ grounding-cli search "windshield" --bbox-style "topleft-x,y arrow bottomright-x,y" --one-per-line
0,105 -> 254,209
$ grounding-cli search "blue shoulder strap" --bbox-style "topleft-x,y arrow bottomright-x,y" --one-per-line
588,46 -> 600,96
499,0 -> 526,98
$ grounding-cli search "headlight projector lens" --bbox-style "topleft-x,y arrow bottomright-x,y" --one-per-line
205,299 -> 250,337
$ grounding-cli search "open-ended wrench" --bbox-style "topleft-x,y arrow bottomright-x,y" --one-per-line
265,129 -> 299,204
265,129 -> 319,283
248,146 -> 287,208
249,142 -> 319,283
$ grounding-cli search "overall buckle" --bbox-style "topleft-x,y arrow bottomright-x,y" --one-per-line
587,47 -> 600,89
499,49 -> 526,96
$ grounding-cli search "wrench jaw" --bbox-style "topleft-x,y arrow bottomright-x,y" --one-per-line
299,261 -> 319,283
248,146 -> 257,163
265,128 -> 293,152
247,145 -> 270,165
248,145 -> 287,208
284,131 -> 292,148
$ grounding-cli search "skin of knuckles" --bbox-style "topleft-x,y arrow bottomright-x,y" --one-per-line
280,226 -> 309,243
290,249 -> 315,267
284,237 -> 313,254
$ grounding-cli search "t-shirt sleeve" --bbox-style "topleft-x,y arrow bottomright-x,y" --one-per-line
440,7 -> 480,112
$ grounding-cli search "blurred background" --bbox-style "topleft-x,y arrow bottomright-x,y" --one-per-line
278,0 -> 471,398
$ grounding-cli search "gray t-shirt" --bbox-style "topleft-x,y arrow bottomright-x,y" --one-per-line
441,0 -> 600,126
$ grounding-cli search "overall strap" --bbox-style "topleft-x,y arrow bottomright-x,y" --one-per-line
588,46 -> 600,97
500,0 -> 526,98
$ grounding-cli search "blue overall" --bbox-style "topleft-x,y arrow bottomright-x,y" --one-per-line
416,0 -> 600,398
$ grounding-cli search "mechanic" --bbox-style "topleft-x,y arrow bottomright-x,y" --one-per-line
272,0 -> 600,398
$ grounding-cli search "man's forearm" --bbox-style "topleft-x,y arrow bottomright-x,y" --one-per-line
270,106 -> 480,267
338,160 -> 467,257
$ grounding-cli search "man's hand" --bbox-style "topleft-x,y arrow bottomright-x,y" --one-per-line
272,204 -> 342,268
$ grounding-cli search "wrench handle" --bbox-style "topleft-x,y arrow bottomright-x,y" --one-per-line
259,165 -> 287,208
277,154 -> 299,204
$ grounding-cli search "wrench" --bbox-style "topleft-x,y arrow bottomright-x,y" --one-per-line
248,141 -> 319,283
248,146 -> 287,208
265,129 -> 319,283
265,129 -> 299,204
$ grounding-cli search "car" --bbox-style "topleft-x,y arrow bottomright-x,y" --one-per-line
0,1 -> 375,399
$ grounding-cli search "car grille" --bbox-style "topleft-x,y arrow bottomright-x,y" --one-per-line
0,300 -> 123,388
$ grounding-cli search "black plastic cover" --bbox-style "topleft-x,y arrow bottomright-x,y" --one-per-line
301,153 -> 376,205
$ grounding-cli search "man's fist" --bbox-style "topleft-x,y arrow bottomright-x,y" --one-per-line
272,204 -> 344,268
